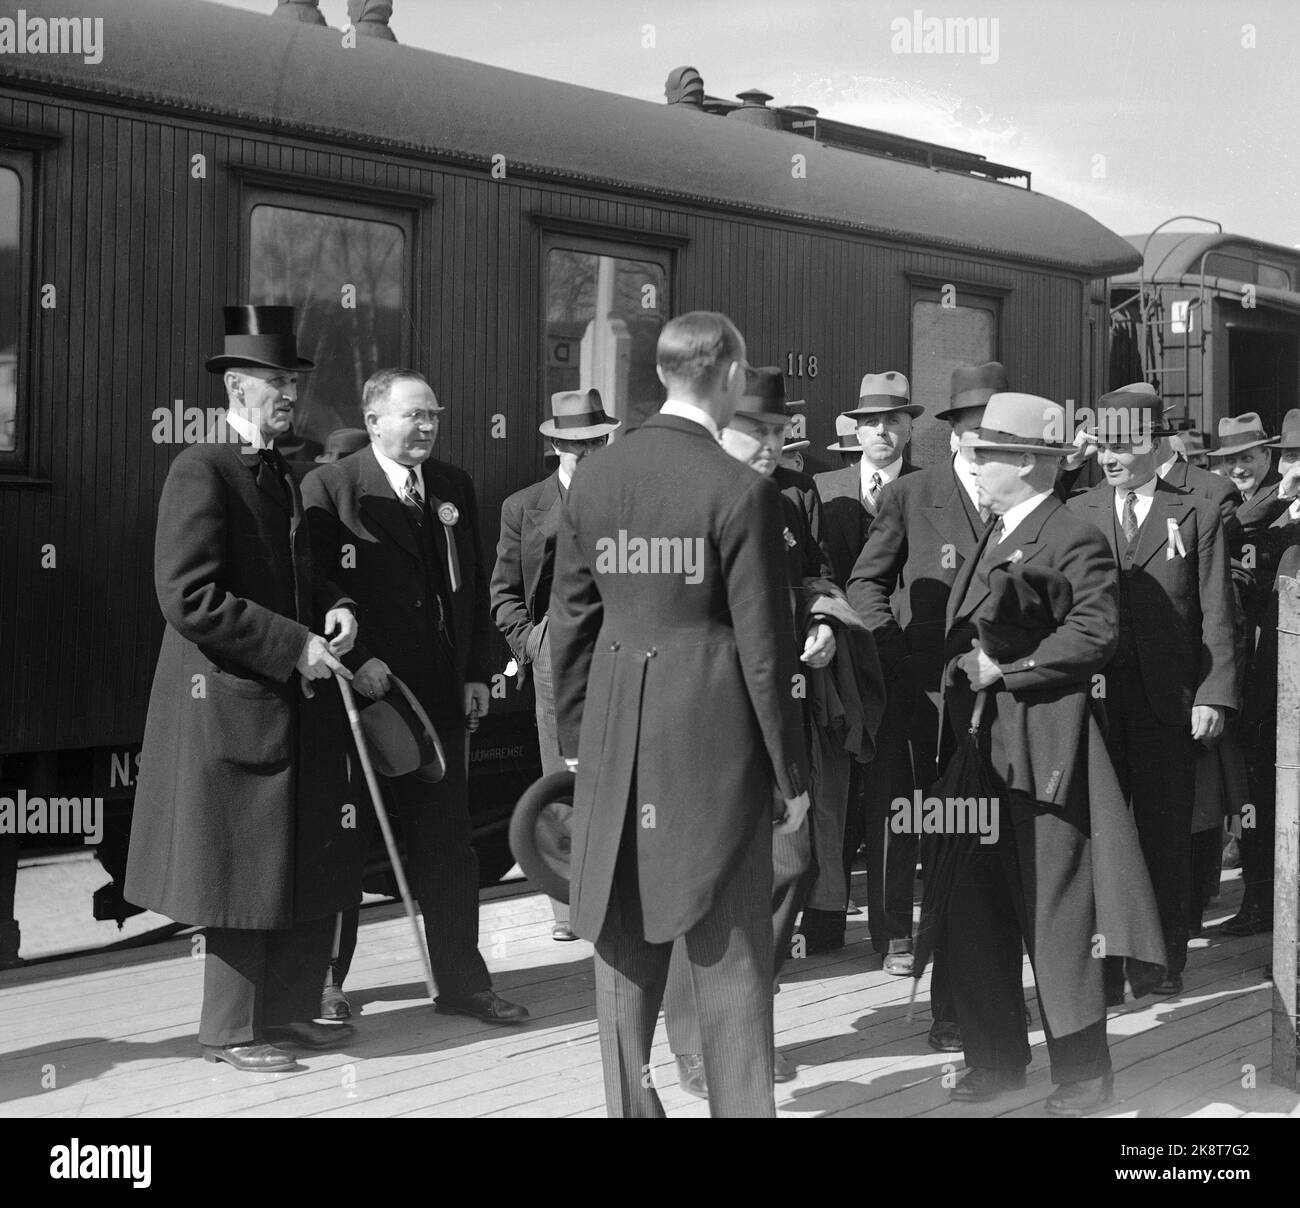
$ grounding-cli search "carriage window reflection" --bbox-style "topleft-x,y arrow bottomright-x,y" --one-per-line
909,295 -> 998,468
249,204 -> 406,459
545,248 -> 667,436
0,168 -> 21,453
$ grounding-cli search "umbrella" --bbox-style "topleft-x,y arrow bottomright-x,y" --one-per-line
336,675 -> 439,1002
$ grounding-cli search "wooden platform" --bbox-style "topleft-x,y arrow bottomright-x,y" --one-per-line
1,871 -> 1296,1119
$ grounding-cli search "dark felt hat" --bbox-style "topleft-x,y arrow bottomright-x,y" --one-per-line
315,427 -> 370,462
357,674 -> 446,784
508,770 -> 576,903
734,366 -> 795,425
205,305 -> 315,374
936,361 -> 1008,421
1277,409 -> 1300,451
1208,412 -> 1280,457
977,560 -> 1074,662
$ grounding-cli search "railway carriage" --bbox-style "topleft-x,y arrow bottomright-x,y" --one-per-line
0,0 -> 1141,960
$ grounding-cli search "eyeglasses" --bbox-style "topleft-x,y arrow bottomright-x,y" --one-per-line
400,411 -> 441,424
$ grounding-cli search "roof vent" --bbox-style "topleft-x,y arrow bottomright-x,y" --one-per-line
665,66 -> 706,108
347,0 -> 398,42
272,0 -> 328,24
728,89 -> 783,131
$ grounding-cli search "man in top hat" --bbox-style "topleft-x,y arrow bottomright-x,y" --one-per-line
847,360 -> 1007,1046
826,414 -> 864,466
302,367 -> 529,1025
1069,392 -> 1237,990
491,388 -> 619,941
124,305 -> 362,1071
944,392 -> 1165,1115
549,312 -> 811,1117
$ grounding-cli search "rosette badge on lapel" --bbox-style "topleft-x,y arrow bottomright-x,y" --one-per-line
429,500 -> 461,591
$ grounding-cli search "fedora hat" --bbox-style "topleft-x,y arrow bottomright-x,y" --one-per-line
1083,381 -> 1174,442
539,388 -> 620,440
508,770 -> 576,903
827,414 -> 861,452
734,366 -> 795,425
1208,412 -> 1279,457
1278,409 -> 1300,451
315,427 -> 370,463
845,371 -> 923,419
961,392 -> 1073,457
781,439 -> 810,453
205,305 -> 315,374
936,361 -> 1008,421
358,674 -> 447,784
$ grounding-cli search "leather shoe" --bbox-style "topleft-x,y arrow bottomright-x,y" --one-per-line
949,1067 -> 1026,1103
202,1043 -> 296,1072
882,939 -> 913,977
435,989 -> 530,1025
928,1020 -> 963,1052
264,1021 -> 355,1050
319,982 -> 351,1022
551,923 -> 578,942
1218,910 -> 1272,937
1151,974 -> 1183,996
1045,1071 -> 1114,1117
773,1049 -> 797,1083
799,908 -> 845,954
676,1053 -> 708,1099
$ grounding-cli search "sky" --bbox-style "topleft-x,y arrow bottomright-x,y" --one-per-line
217,0 -> 1300,248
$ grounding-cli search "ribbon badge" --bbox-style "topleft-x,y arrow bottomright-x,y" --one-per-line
782,526 -> 798,550
1166,517 -> 1187,560
435,501 -> 462,591
437,502 -> 459,527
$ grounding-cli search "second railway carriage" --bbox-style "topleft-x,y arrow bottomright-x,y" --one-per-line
0,0 -> 1141,958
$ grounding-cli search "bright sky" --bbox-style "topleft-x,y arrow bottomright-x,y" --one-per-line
217,0 -> 1299,248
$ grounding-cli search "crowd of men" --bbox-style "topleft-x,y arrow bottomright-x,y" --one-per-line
123,303 -> 1299,1116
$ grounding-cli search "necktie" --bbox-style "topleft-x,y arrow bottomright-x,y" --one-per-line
402,468 -> 424,525
978,504 -> 992,524
865,471 -> 883,511
1122,491 -> 1138,544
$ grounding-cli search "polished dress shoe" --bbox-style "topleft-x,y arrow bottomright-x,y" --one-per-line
882,939 -> 914,977
773,1049 -> 797,1083
202,1043 -> 296,1072
264,1021 -> 355,1050
1151,974 -> 1183,996
551,923 -> 577,942
676,1053 -> 708,1100
319,982 -> 351,1022
1045,1071 -> 1114,1117
949,1067 -> 1026,1103
1218,910 -> 1272,937
928,1020 -> 963,1052
435,989 -> 530,1025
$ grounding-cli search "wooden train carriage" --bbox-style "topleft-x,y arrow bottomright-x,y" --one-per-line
0,0 -> 1140,950
1110,229 -> 1300,437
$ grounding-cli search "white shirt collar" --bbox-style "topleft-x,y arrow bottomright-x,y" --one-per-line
660,399 -> 721,441
1157,454 -> 1180,479
1114,476 -> 1158,529
860,455 -> 903,494
558,465 -> 573,491
224,409 -> 268,450
372,444 -> 423,498
996,489 -> 1053,541
952,452 -> 981,508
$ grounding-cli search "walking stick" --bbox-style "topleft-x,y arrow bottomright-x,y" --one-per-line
336,674 -> 439,1003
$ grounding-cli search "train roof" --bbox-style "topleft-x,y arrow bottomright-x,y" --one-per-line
5,0 -> 1142,277
1114,232 -> 1300,286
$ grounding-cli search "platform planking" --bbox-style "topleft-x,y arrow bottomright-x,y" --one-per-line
0,871 -> 1296,1120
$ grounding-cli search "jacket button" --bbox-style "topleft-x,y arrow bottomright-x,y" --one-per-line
610,641 -> 621,651
646,648 -> 657,658
414,599 -> 423,608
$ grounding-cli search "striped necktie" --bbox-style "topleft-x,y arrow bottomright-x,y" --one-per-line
864,471 -> 883,512
1122,491 -> 1138,544
402,468 -> 424,525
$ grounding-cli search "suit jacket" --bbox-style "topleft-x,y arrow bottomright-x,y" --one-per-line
1068,479 -> 1238,724
813,461 -> 918,586
125,441 -> 358,929
302,446 -> 493,722
773,464 -> 834,618
490,471 -> 564,670
943,496 -> 1165,1034
549,413 -> 809,943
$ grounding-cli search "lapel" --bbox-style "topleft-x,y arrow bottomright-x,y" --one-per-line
523,472 -> 563,604
925,461 -> 981,559
357,446 -> 420,560
237,444 -> 292,515
1078,486 -> 1119,563
1133,481 -> 1194,569
1237,470 -> 1282,525
951,495 -> 1062,625
1161,458 -> 1189,490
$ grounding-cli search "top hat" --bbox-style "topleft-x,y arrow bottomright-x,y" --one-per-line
358,674 -> 447,784
315,427 -> 370,462
961,393 -> 1073,457
977,562 -> 1074,662
936,361 -> 1009,421
539,388 -> 621,440
205,305 -> 315,375
827,414 -> 862,452
1277,409 -> 1300,451
508,770 -> 577,903
1208,412 -> 1280,457
734,366 -> 795,425
845,371 -> 923,419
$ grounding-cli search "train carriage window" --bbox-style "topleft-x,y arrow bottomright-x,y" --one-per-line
247,197 -> 410,456
0,164 -> 24,458
543,240 -> 669,435
909,288 -> 1000,468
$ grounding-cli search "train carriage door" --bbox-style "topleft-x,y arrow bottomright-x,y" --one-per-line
241,187 -> 416,464
908,282 -> 1001,468
541,234 -> 671,439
